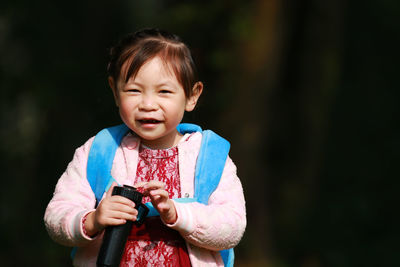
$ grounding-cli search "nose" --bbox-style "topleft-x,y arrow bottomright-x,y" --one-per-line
138,94 -> 157,111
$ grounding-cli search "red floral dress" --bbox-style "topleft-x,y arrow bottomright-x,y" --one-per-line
119,145 -> 191,267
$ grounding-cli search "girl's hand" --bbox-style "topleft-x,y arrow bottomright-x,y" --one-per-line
136,181 -> 177,224
85,182 -> 138,237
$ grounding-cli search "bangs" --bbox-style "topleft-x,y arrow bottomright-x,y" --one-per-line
119,39 -> 197,98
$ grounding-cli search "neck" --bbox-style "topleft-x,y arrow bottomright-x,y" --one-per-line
140,131 -> 183,150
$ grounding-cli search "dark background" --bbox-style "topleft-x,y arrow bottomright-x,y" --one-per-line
1,0 -> 399,266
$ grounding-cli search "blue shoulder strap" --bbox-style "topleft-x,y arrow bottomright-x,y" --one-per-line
86,123 -> 234,266
178,124 -> 234,266
87,124 -> 130,205
177,124 -> 230,204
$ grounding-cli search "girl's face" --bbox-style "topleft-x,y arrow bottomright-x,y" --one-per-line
110,56 -> 201,149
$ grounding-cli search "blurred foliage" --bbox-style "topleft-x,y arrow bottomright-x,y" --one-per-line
0,0 -> 399,266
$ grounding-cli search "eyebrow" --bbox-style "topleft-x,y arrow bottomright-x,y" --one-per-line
126,80 -> 177,88
156,81 -> 176,87
126,81 -> 144,87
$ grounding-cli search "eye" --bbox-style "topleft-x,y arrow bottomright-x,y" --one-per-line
159,89 -> 172,94
127,88 -> 140,93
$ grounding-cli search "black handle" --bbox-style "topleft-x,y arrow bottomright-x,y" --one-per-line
96,185 -> 147,267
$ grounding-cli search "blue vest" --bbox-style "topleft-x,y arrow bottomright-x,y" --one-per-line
83,123 -> 234,266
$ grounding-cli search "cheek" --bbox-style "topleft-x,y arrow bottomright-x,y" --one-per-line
118,100 -> 136,116
168,102 -> 186,122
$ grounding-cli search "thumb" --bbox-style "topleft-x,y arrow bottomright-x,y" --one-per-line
106,181 -> 118,198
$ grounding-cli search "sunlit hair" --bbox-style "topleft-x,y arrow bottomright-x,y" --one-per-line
107,28 -> 199,98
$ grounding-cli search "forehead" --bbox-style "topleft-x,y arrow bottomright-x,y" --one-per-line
121,56 -> 179,83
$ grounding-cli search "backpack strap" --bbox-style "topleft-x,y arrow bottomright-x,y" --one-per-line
86,124 -> 130,206
194,129 -> 230,204
177,123 -> 230,204
176,124 -> 234,267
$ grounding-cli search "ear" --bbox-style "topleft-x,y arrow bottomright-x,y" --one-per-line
108,76 -> 119,107
185,82 -> 203,112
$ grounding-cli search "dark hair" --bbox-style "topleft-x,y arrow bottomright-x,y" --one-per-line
107,28 -> 199,98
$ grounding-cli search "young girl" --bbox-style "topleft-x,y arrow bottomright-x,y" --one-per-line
44,28 -> 246,267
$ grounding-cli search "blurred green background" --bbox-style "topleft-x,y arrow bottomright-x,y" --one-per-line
1,0 -> 399,266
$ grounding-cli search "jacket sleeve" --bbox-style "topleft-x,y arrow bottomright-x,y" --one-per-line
168,156 -> 246,251
44,137 -> 98,247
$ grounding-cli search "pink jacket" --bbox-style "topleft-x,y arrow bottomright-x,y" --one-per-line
44,132 -> 246,267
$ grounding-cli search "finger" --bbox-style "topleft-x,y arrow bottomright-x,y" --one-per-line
98,198 -> 136,218
134,181 -> 148,188
109,201 -> 138,215
97,207 -> 137,223
149,189 -> 169,198
156,200 -> 174,213
108,209 -> 137,221
139,181 -> 165,197
109,195 -> 136,207
144,181 -> 166,190
108,218 -> 127,225
149,189 -> 169,203
101,217 -> 129,226
106,182 -> 118,198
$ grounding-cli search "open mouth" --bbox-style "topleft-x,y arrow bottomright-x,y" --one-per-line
138,119 -> 161,124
